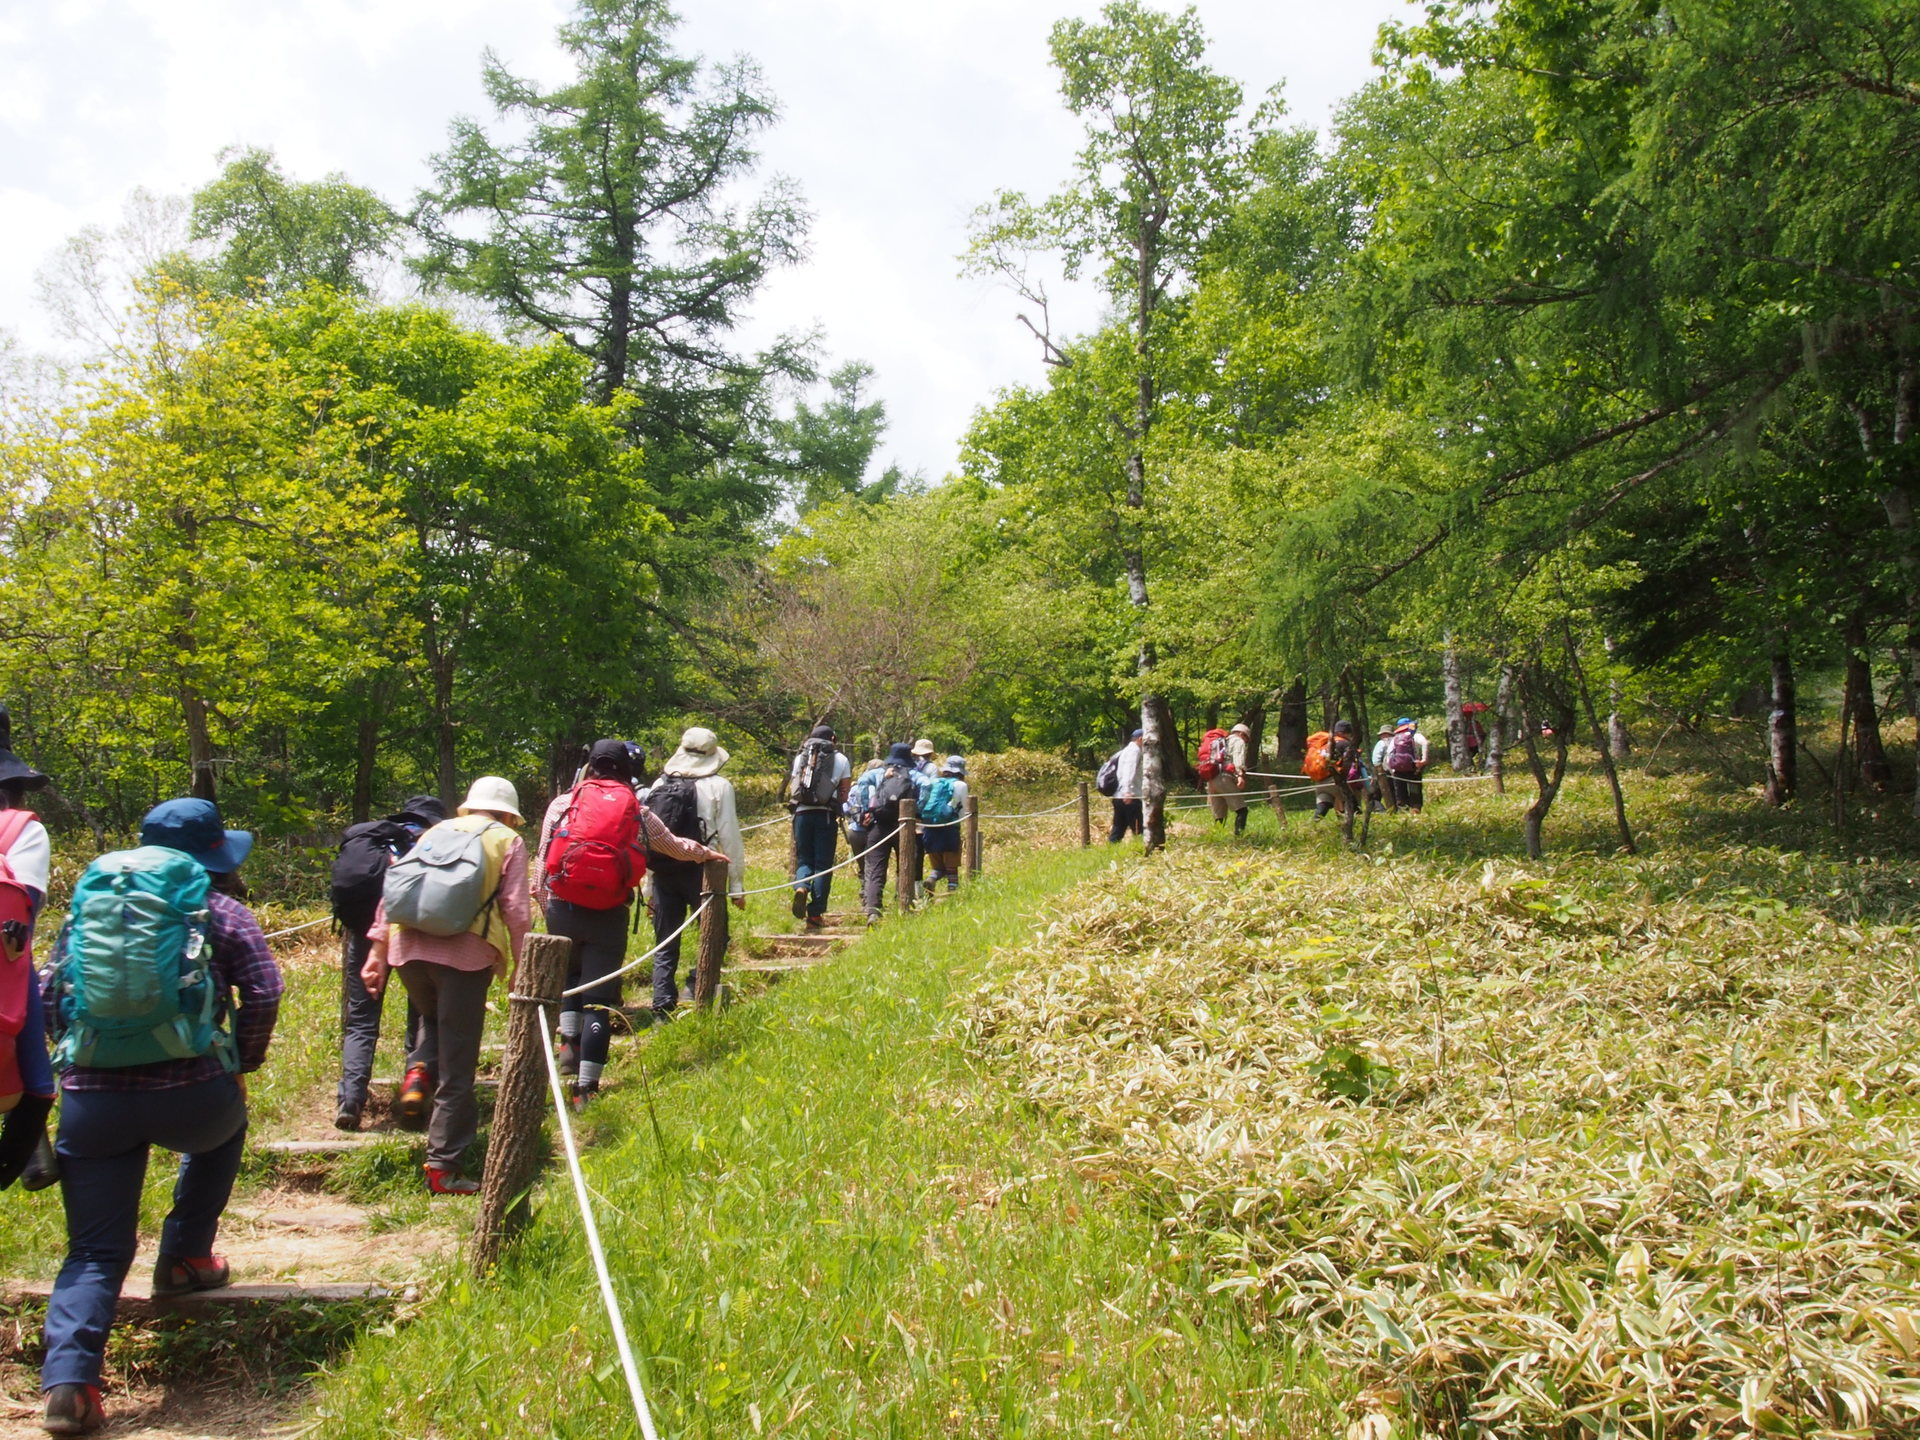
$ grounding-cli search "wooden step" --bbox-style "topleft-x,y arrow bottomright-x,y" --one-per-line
255,1137 -> 388,1156
3,1279 -> 398,1318
731,958 -> 832,973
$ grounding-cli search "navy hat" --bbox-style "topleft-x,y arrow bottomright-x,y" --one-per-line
810,724 -> 836,741
141,798 -> 254,873
1129,729 -> 1144,742
1334,720 -> 1353,735
887,741 -> 913,764
388,794 -> 446,828
0,707 -> 48,791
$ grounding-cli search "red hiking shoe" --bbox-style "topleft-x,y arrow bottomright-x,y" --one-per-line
396,1064 -> 433,1131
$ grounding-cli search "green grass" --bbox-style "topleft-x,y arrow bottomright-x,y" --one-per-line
305,846 -> 1344,1438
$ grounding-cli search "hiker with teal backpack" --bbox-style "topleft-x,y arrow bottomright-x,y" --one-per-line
788,725 -> 852,930
360,777 -> 529,1195
920,756 -> 970,893
843,753 -> 886,888
36,798 -> 284,1437
0,707 -> 56,1196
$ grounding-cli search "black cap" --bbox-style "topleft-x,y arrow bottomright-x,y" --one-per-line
587,738 -> 633,780
1334,721 -> 1353,735
810,724 -> 836,742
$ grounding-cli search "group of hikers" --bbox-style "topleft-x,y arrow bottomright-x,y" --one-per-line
1098,712 -> 1467,839
0,697 -> 1474,1434
0,711 -> 981,1435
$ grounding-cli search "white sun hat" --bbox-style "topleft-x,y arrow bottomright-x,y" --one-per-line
457,775 -> 523,823
663,725 -> 730,778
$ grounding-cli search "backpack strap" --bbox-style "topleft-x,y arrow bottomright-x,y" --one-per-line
0,810 -> 30,859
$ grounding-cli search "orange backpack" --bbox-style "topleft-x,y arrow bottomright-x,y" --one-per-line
1303,731 -> 1335,782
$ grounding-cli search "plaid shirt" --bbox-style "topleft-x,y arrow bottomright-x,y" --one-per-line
44,890 -> 284,1093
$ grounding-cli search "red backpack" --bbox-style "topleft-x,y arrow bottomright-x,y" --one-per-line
1195,728 -> 1231,781
0,811 -> 37,1107
545,778 -> 645,910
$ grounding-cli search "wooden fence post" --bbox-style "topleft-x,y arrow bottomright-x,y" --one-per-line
474,931 -> 572,1275
1267,781 -> 1286,825
897,797 -> 919,911
1077,782 -> 1091,848
964,795 -> 980,878
694,859 -> 730,1009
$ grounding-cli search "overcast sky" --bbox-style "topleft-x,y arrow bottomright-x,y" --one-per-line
0,0 -> 1408,477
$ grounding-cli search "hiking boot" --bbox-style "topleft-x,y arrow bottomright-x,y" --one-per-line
152,1253 -> 231,1297
804,916 -> 825,932
790,886 -> 809,920
424,1165 -> 479,1196
396,1064 -> 432,1131
649,1006 -> 676,1026
556,1039 -> 580,1078
333,1101 -> 363,1132
41,1383 -> 105,1436
568,1083 -> 597,1115
864,910 -> 881,926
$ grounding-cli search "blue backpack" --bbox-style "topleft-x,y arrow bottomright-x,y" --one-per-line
52,846 -> 231,1071
919,777 -> 960,826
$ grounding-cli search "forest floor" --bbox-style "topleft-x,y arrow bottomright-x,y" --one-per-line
5,759 -> 1916,1437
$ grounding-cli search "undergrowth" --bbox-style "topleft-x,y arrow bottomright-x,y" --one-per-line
966,770 -> 1920,1438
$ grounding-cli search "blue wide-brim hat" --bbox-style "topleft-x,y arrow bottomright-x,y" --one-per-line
0,707 -> 49,790
141,798 -> 254,873
887,742 -> 913,764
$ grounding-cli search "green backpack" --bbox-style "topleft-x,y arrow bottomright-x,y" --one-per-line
920,776 -> 960,826
51,846 -> 232,1071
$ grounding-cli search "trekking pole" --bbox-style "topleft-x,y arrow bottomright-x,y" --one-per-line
965,795 -> 981,877
1076,782 -> 1090,848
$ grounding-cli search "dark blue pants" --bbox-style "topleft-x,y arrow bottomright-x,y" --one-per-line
650,876 -> 700,1012
44,1077 -> 248,1389
338,929 -> 421,1111
791,810 -> 839,918
549,898 -> 631,1075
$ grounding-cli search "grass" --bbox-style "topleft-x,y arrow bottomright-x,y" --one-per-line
965,765 -> 1920,1438
304,845 -> 1344,1439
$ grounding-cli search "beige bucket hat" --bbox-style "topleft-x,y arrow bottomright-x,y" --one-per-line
910,737 -> 937,758
663,726 -> 730,778
458,775 -> 523,823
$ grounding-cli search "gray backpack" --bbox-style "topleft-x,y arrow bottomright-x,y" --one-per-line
381,821 -> 503,937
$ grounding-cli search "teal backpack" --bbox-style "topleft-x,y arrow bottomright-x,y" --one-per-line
52,846 -> 232,1071
920,777 -> 960,826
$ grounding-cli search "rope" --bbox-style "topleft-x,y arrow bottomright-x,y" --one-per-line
975,796 -> 1081,820
534,1004 -> 661,1440
557,895 -> 711,999
733,826 -> 900,897
263,916 -> 331,942
737,813 -> 790,833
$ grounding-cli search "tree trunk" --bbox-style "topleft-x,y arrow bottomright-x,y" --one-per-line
181,687 -> 218,801
1563,623 -> 1635,854
1319,678 -> 1337,734
1275,677 -> 1308,775
1443,633 -> 1468,771
1844,612 -> 1892,793
351,713 -> 379,824
1488,663 -> 1514,795
1517,669 -> 1570,862
1602,637 -> 1631,758
1856,364 -> 1917,815
1763,634 -> 1797,807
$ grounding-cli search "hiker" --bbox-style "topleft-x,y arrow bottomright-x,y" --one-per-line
0,708 -> 54,1194
537,741 -> 724,1104
37,798 -> 283,1436
1199,722 -> 1252,834
908,740 -> 938,884
910,738 -> 938,776
1310,722 -> 1359,819
1368,724 -> 1394,811
788,726 -> 852,930
1461,704 -> 1488,770
360,777 -> 528,1195
921,756 -> 970,892
858,743 -> 924,921
1102,731 -> 1144,844
1385,717 -> 1431,812
327,794 -> 445,1132
643,728 -> 746,1017
843,753 -> 886,887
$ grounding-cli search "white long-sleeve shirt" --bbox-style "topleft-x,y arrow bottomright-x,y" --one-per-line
1112,742 -> 1144,801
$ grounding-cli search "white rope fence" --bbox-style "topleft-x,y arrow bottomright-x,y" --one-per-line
262,916 -> 331,942
534,1004 -> 661,1440
734,826 -> 901,898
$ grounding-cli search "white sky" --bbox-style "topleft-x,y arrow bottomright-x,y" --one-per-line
0,0 -> 1408,477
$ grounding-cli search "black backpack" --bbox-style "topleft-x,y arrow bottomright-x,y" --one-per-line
792,739 -> 841,808
330,820 -> 412,935
861,767 -> 917,830
647,776 -> 706,850
1095,753 -> 1121,798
